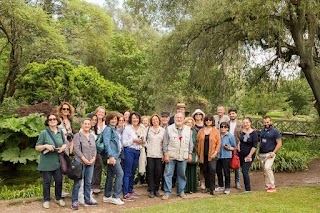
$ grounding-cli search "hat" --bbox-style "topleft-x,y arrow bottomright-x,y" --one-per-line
176,103 -> 186,108
191,109 -> 205,118
161,112 -> 170,117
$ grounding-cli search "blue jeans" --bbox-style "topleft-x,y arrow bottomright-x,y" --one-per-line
234,168 -> 240,184
105,159 -> 124,198
163,160 -> 187,196
240,155 -> 255,191
42,169 -> 62,202
123,148 -> 140,195
72,160 -> 94,203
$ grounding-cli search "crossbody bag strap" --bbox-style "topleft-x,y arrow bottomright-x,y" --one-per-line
46,128 -> 59,148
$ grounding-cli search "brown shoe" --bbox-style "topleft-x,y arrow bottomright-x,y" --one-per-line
179,194 -> 187,199
162,195 -> 170,200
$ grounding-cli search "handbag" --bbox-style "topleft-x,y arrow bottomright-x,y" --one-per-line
230,149 -> 240,169
67,159 -> 83,180
95,133 -> 104,154
46,128 -> 70,175
190,152 -> 199,164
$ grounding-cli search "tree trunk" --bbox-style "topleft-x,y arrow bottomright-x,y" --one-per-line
302,65 -> 320,116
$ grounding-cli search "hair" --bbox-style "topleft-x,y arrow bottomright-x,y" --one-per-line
263,116 -> 272,121
87,114 -> 98,135
105,112 -> 119,125
228,108 -> 237,114
129,112 -> 141,124
243,117 -> 252,123
44,113 -> 61,126
203,114 -> 215,127
117,113 -> 124,121
141,116 -> 150,126
184,117 -> 195,129
217,105 -> 226,110
94,106 -> 106,115
220,121 -> 230,129
150,114 -> 161,126
56,102 -> 75,118
81,117 -> 91,124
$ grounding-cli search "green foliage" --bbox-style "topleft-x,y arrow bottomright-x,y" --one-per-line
0,97 -> 26,118
0,184 -> 42,200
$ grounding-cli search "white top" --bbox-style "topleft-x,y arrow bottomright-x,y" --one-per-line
229,120 -> 236,136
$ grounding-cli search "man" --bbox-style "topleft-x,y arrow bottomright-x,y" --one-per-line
213,106 -> 230,130
259,116 -> 282,193
160,112 -> 170,129
168,103 -> 186,125
228,108 -> 242,190
162,113 -> 193,200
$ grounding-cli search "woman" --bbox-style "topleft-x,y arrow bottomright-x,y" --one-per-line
87,113 -> 98,140
91,106 -> 106,194
216,122 -> 236,194
116,114 -> 125,134
35,113 -> 67,209
102,112 -> 124,205
71,118 -> 97,210
145,114 -> 165,198
184,117 -> 198,194
239,117 -> 258,192
122,112 -> 145,201
142,116 -> 150,128
196,114 -> 221,195
123,111 -> 131,127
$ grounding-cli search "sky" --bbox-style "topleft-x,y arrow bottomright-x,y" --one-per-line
85,0 -> 105,6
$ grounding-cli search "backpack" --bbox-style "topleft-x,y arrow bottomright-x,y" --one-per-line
95,127 -> 114,155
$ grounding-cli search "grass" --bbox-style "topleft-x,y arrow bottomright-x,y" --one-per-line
126,185 -> 320,213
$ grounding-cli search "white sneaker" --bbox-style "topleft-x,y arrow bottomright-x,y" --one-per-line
90,197 -> 98,204
110,197 -> 124,205
215,187 -> 225,192
61,190 -> 69,198
55,199 -> 66,207
103,196 -> 113,203
43,201 -> 50,209
224,188 -> 230,194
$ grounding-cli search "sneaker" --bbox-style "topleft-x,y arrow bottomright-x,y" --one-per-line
92,188 -> 101,194
210,190 -> 216,195
149,191 -> 155,198
71,202 -> 79,210
84,201 -> 98,206
90,197 -> 98,204
78,196 -> 85,205
267,187 -> 276,193
215,187 -> 225,192
224,188 -> 230,194
236,182 -> 242,190
55,199 -> 66,207
123,194 -> 136,202
110,197 -> 124,205
161,195 -> 170,200
129,192 -> 140,199
154,191 -> 161,197
61,190 -> 69,198
179,194 -> 187,199
43,201 -> 50,209
103,196 -> 113,203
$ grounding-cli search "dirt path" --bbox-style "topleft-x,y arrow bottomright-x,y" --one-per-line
1,158 -> 319,213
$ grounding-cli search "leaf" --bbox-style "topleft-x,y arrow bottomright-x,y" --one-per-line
0,117 -> 23,132
0,132 -> 13,144
20,148 -> 38,163
0,147 -> 20,164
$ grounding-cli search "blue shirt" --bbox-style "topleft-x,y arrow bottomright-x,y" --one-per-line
218,132 -> 236,159
259,126 -> 281,153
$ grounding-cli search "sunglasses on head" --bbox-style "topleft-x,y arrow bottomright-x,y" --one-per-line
48,118 -> 57,121
62,108 -> 70,111
220,125 -> 228,129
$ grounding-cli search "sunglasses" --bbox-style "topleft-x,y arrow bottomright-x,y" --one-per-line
195,113 -> 202,116
220,125 -> 228,129
62,108 -> 70,111
48,118 -> 57,121
205,119 -> 212,122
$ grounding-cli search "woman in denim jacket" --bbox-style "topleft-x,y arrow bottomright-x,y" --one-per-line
216,122 -> 236,194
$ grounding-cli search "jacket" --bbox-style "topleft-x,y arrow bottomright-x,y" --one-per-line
145,126 -> 165,158
103,125 -> 123,159
196,127 -> 221,163
218,132 -> 236,159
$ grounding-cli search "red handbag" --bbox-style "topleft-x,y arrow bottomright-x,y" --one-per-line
230,149 -> 240,169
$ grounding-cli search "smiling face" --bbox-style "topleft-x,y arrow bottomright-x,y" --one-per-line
96,108 -> 106,120
161,116 -> 169,126
229,111 -> 237,121
118,116 -> 124,127
131,114 -> 140,126
263,117 -> 272,129
243,118 -> 252,129
174,113 -> 185,127
109,116 -> 118,126
124,111 -> 130,121
48,115 -> 58,127
142,117 -> 149,127
90,115 -> 97,127
82,119 -> 91,132
217,106 -> 225,117
151,115 -> 160,127
61,104 -> 70,116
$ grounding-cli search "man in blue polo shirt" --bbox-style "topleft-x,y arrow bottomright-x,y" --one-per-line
259,116 -> 282,193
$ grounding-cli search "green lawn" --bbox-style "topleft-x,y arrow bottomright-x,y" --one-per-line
125,185 -> 320,213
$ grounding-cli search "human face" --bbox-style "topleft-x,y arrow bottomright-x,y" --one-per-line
220,124 -> 229,134
229,111 -> 237,121
263,118 -> 272,129
161,116 -> 169,126
204,119 -> 213,127
96,108 -> 105,120
194,113 -> 203,121
185,119 -> 193,128
48,115 -> 58,127
151,116 -> 160,127
177,107 -> 185,113
217,107 -> 225,117
124,111 -> 130,121
82,119 -> 91,132
243,119 -> 251,129
110,116 -> 118,126
90,115 -> 97,127
118,117 -> 125,127
174,113 -> 184,127
142,117 -> 149,127
61,104 -> 70,116
131,114 -> 140,126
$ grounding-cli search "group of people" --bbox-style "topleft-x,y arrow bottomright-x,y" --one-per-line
35,102 -> 282,210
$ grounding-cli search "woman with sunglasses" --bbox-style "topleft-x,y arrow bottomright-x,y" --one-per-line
216,122 -> 236,194
239,117 -> 258,192
71,118 -> 97,210
35,113 -> 67,209
196,114 -> 221,195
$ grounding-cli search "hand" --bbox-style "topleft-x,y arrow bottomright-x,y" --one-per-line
82,158 -> 91,165
245,156 -> 252,162
187,154 -> 192,163
223,145 -> 229,150
268,152 -> 275,158
133,138 -> 140,143
89,158 -> 96,164
163,155 -> 170,163
237,144 -> 241,152
46,145 -> 55,152
108,157 -> 116,165
211,152 -> 217,159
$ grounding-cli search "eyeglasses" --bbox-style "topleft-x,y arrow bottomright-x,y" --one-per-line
220,125 -> 228,129
195,113 -> 202,116
62,108 -> 70,111
48,118 -> 57,121
205,120 -> 212,122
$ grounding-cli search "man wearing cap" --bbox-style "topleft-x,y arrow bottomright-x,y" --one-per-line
162,112 -> 193,200
168,103 -> 186,126
213,106 -> 230,131
160,112 -> 170,129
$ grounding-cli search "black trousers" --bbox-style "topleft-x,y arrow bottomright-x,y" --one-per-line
216,158 -> 231,189
91,154 -> 103,189
42,169 -> 62,202
147,157 -> 163,192
200,156 -> 217,191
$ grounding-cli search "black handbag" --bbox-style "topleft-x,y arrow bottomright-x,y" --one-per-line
67,159 -> 83,180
